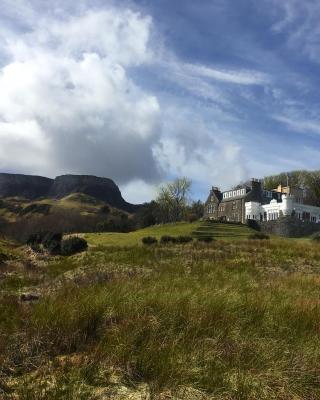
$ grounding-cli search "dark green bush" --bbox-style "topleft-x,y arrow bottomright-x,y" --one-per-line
26,232 -> 45,246
160,235 -> 177,244
311,232 -> 320,241
248,232 -> 270,240
176,235 -> 193,243
61,237 -> 88,256
142,236 -> 158,245
26,231 -> 62,254
197,236 -> 213,243
99,205 -> 110,214
42,232 -> 63,254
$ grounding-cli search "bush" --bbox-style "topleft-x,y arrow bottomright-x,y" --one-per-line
160,235 -> 177,244
142,236 -> 158,245
311,232 -> 320,241
61,237 -> 88,256
248,232 -> 270,240
99,205 -> 110,214
187,213 -> 198,223
197,236 -> 213,243
42,232 -> 63,254
176,235 -> 193,243
26,231 -> 62,254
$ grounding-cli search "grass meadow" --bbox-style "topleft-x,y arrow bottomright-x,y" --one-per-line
1,224 -> 320,399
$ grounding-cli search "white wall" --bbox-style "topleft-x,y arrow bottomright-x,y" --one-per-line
245,195 -> 320,223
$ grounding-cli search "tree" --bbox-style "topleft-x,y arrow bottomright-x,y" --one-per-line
186,200 -> 204,222
134,201 -> 161,228
156,177 -> 192,223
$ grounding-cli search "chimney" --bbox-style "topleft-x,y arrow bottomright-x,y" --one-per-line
211,186 -> 222,201
251,178 -> 262,191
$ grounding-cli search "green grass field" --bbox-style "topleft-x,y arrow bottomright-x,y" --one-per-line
1,224 -> 320,399
84,221 -> 257,247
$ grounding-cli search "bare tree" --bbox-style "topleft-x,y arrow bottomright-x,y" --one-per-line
156,177 -> 192,222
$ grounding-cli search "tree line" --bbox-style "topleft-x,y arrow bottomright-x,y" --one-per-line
135,177 -> 204,228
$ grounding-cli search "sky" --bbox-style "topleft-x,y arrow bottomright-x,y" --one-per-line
0,0 -> 320,203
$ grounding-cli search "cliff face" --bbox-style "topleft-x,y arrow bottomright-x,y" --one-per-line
0,173 -> 137,213
0,173 -> 53,199
50,175 -> 137,212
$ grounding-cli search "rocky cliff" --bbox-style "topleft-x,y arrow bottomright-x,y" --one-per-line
0,173 -> 52,199
0,173 -> 137,213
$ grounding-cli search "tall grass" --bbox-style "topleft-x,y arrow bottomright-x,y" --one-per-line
2,239 -> 320,398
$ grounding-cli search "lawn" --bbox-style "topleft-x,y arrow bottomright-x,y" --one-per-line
84,221 -> 257,247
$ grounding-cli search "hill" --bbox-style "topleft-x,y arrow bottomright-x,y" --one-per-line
0,173 -> 139,240
0,173 -> 137,212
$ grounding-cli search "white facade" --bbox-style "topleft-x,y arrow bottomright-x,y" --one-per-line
245,194 -> 320,223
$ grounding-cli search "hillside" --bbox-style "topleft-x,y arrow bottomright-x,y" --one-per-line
1,227 -> 320,398
0,173 -> 139,239
0,173 -> 137,212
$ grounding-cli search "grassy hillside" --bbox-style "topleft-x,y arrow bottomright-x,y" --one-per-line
84,221 -> 257,247
2,230 -> 320,398
84,221 -> 201,246
0,193 -> 114,222
0,193 -> 132,241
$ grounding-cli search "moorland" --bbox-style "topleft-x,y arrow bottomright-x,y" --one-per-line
1,222 -> 320,399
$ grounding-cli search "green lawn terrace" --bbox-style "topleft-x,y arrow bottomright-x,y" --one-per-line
84,221 -> 258,247
192,221 -> 255,240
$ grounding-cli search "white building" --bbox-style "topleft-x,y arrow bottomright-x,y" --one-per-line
245,193 -> 320,223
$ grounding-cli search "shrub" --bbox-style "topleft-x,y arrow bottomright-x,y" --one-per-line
42,232 -> 63,254
187,213 -> 198,223
197,236 -> 213,243
61,237 -> 88,256
99,205 -> 110,214
26,231 -> 62,254
26,232 -> 45,246
176,235 -> 193,243
142,236 -> 158,245
311,232 -> 320,241
248,232 -> 270,240
160,235 -> 177,244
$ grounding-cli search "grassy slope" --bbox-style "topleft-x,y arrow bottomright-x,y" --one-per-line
0,193 -> 114,223
84,221 -> 257,247
2,227 -> 320,398
2,238 -> 320,398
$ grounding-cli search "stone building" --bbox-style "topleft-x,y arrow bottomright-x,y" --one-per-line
204,179 -> 320,224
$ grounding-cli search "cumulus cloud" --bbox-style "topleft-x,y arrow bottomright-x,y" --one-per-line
0,6 -> 163,183
152,107 -> 247,191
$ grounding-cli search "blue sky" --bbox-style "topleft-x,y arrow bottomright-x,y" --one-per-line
0,0 -> 319,202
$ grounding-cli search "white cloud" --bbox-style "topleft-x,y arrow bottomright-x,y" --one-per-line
121,179 -> 157,203
269,0 -> 320,62
183,63 -> 269,86
274,115 -> 320,136
0,6 -> 162,181
0,120 -> 49,171
152,107 -> 247,190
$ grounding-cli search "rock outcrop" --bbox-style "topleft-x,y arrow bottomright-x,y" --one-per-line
50,175 -> 136,212
0,173 -> 138,213
0,173 -> 52,199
